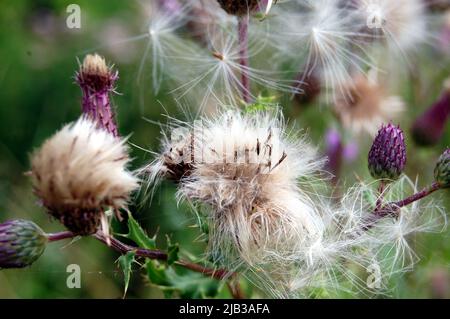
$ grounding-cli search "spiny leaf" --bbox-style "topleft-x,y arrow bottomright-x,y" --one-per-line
117,251 -> 136,298
147,260 -> 169,286
125,211 -> 156,249
166,236 -> 179,266
148,264 -> 222,299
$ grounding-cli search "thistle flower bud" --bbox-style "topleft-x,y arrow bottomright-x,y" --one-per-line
412,80 -> 450,146
0,220 -> 47,269
368,123 -> 406,181
217,0 -> 259,16
76,54 -> 119,137
434,148 -> 450,188
30,117 -> 139,235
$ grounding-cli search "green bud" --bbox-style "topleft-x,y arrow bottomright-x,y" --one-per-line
0,219 -> 48,269
434,149 -> 450,188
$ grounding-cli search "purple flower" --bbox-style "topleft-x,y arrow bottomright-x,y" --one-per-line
76,54 -> 119,137
368,123 -> 406,181
156,0 -> 182,15
0,220 -> 47,269
412,87 -> 450,146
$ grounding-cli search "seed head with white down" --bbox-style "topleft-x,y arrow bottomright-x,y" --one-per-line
30,117 -> 139,235
147,109 -> 326,268
269,0 -> 376,99
359,0 -> 427,55
146,108 -> 447,297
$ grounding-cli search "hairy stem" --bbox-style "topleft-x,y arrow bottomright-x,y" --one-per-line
392,181 -> 441,209
47,231 -> 76,242
238,14 -> 251,104
365,181 -> 442,229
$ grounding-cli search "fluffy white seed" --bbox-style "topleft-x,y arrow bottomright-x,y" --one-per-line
30,117 -> 139,230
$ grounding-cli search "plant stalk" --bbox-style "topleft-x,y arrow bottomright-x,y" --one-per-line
238,14 -> 251,104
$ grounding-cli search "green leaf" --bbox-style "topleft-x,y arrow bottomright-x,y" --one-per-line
363,188 -> 378,209
146,259 -> 222,299
167,243 -> 179,265
125,212 -> 156,249
244,94 -> 277,113
117,251 -> 136,298
146,260 -> 169,286
166,236 -> 179,265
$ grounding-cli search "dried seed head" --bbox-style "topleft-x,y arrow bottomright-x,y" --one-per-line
368,123 -> 406,181
147,109 -> 324,266
216,0 -> 259,16
30,117 -> 139,235
434,148 -> 450,188
0,220 -> 47,269
333,72 -> 404,135
77,54 -> 116,92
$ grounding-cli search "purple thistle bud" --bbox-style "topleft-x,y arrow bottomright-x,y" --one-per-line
434,148 -> 450,189
76,54 -> 119,137
368,123 -> 406,181
0,220 -> 47,269
217,0 -> 259,16
412,83 -> 450,146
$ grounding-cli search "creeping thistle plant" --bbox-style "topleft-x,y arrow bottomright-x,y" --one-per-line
1,0 -> 450,299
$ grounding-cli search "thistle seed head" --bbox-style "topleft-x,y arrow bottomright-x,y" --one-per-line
146,109 -> 325,267
30,117 -> 139,235
76,54 -> 117,92
0,219 -> 47,269
368,123 -> 406,181
434,148 -> 450,188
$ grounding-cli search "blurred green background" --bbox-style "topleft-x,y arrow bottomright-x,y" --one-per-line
0,0 -> 449,298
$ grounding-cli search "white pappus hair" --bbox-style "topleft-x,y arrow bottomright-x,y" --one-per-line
30,117 -> 139,231
146,108 -> 327,274
144,108 -> 447,298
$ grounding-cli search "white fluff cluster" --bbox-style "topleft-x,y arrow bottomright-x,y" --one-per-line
30,117 -> 139,228
146,108 -> 446,298
358,0 -> 428,54
147,109 -> 325,266
287,176 -> 446,298
266,0 -> 432,101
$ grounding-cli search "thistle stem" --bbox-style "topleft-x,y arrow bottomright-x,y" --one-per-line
391,181 -> 441,209
45,230 -> 241,297
238,14 -> 251,104
365,181 -> 442,229
47,231 -> 76,242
